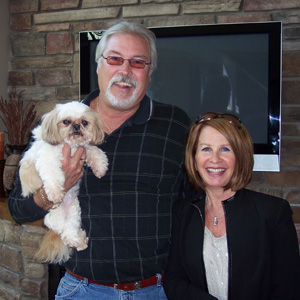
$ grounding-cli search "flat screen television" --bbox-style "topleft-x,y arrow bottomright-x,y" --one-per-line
79,21 -> 282,172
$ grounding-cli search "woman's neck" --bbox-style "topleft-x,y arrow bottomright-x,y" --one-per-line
205,188 -> 235,207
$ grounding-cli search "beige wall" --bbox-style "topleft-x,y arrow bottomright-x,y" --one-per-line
0,0 -> 9,133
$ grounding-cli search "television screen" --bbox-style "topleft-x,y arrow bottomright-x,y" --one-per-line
79,21 -> 282,171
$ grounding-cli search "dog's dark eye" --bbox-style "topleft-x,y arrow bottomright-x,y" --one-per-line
82,120 -> 88,127
63,120 -> 71,126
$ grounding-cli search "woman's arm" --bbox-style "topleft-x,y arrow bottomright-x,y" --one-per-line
270,199 -> 300,300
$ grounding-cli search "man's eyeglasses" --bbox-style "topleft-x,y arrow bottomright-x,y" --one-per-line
196,112 -> 242,129
101,55 -> 151,69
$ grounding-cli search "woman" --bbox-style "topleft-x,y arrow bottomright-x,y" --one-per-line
164,112 -> 300,300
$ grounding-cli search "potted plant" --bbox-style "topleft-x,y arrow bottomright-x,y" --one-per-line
0,87 -> 37,149
0,87 -> 38,191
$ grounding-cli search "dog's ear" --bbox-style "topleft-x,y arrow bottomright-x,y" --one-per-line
89,111 -> 105,145
40,108 -> 64,145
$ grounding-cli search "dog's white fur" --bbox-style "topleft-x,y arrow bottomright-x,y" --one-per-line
19,101 -> 108,264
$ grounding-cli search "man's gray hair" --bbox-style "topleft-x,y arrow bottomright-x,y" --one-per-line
95,21 -> 157,75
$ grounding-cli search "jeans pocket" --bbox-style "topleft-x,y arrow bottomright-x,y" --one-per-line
55,275 -> 83,299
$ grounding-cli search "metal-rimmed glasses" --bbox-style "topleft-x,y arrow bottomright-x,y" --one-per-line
196,112 -> 242,130
101,55 -> 151,69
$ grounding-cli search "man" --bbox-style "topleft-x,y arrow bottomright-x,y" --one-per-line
8,21 -> 191,299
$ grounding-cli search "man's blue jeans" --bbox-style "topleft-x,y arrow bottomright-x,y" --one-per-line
55,272 -> 167,300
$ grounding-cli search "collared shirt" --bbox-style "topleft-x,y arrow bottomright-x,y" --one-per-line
8,89 -> 191,283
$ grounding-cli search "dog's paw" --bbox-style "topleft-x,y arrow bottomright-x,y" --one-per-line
91,163 -> 108,178
62,230 -> 88,251
89,156 -> 109,178
76,236 -> 89,251
44,186 -> 64,204
87,148 -> 109,178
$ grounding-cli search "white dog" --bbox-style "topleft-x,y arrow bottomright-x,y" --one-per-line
19,101 -> 108,264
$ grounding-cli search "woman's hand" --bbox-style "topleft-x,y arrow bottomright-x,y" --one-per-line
61,143 -> 86,193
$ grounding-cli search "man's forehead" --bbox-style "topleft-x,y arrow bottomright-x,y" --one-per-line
104,33 -> 150,56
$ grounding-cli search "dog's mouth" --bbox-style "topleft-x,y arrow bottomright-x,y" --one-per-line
70,124 -> 84,137
71,131 -> 83,136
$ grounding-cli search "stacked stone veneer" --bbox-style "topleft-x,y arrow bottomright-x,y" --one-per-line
0,219 -> 47,300
5,0 -> 300,202
2,0 -> 300,299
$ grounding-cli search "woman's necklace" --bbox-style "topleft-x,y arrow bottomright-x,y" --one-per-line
96,99 -> 113,134
206,196 -> 224,226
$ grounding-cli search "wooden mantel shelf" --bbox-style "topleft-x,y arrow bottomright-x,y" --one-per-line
0,201 -> 14,222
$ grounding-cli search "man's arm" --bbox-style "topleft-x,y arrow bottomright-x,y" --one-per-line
8,173 -> 48,224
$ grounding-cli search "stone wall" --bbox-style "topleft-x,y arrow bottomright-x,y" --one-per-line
6,0 -> 300,202
2,0 -> 300,299
0,218 -> 47,300
0,0 -> 9,108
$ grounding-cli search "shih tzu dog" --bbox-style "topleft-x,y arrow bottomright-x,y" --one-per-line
19,101 -> 108,264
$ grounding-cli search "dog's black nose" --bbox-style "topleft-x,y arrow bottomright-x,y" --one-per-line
73,124 -> 80,131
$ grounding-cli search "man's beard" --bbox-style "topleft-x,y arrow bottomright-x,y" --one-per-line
105,75 -> 138,108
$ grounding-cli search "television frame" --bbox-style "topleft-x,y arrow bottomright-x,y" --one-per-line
79,21 -> 282,172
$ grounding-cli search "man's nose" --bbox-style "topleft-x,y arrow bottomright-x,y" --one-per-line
119,59 -> 132,74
